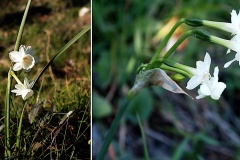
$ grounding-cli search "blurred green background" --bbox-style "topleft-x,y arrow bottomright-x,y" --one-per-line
93,0 -> 240,159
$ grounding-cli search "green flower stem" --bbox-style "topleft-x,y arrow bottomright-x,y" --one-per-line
162,30 -> 193,60
10,71 -> 23,85
15,102 -> 27,157
14,0 -> 32,51
136,112 -> 150,160
150,18 -> 185,63
185,18 -> 203,27
4,69 -> 12,157
153,29 -> 210,67
4,0 -> 31,157
160,63 -> 192,78
96,95 -> 134,160
162,59 -> 195,76
209,35 -> 234,49
32,24 -> 90,88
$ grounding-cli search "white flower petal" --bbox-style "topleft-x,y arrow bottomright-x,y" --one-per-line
200,84 -> 211,96
224,58 -> 236,68
196,89 -> 206,99
23,77 -> 28,86
212,67 -> 219,83
204,52 -> 211,69
12,63 -> 23,71
186,76 -> 202,90
11,89 -> 21,95
196,61 -> 206,74
210,82 -> 226,100
21,89 -> 33,100
9,51 -> 22,62
226,49 -> 231,54
15,84 -> 25,90
19,45 -> 26,55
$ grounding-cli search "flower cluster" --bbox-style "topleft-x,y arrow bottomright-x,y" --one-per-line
184,10 -> 240,100
9,45 -> 36,100
186,53 -> 226,100
209,10 -> 240,68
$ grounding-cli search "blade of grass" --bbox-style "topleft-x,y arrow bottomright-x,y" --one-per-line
172,137 -> 190,160
32,24 -> 90,88
136,112 -> 150,160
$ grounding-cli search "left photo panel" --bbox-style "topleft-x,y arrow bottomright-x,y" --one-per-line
0,0 -> 91,159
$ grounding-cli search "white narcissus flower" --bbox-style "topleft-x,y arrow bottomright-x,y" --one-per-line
11,77 -> 34,100
9,45 -> 35,71
210,34 -> 240,68
196,67 -> 226,100
223,35 -> 240,68
186,52 -> 211,90
202,10 -> 240,35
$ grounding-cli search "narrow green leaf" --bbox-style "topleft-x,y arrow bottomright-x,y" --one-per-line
136,112 -> 150,160
172,137 -> 190,160
32,24 -> 90,88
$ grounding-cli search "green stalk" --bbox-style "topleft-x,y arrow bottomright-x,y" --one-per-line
162,59 -> 195,76
4,0 -> 31,157
150,18 -> 185,63
14,0 -> 32,51
160,64 -> 192,78
15,102 -> 27,157
136,112 -> 150,160
96,96 -> 134,160
162,30 -> 193,60
10,71 -> 23,85
4,69 -> 12,157
154,29 -> 210,66
32,24 -> 90,88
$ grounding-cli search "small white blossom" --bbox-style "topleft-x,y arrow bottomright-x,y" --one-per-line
196,67 -> 226,100
9,45 -> 35,71
186,52 -> 211,90
11,77 -> 34,100
202,10 -> 240,35
223,35 -> 240,68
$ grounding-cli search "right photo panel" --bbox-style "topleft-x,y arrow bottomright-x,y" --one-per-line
92,1 -> 240,160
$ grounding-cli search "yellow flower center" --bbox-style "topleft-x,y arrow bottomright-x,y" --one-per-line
23,56 -> 28,62
202,73 -> 210,83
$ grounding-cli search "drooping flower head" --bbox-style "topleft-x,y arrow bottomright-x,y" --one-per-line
200,10 -> 240,36
186,52 -> 211,90
223,35 -> 240,68
11,77 -> 34,100
209,34 -> 240,68
9,45 -> 35,71
196,67 -> 226,100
